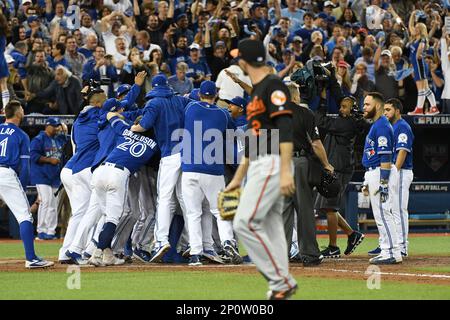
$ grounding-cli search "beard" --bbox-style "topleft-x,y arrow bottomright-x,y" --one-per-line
364,107 -> 376,119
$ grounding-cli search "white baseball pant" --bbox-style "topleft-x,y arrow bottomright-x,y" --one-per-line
36,184 -> 59,236
390,168 -> 413,254
154,153 -> 185,247
364,167 -> 401,260
59,167 -> 92,260
182,172 -> 234,255
0,167 -> 32,224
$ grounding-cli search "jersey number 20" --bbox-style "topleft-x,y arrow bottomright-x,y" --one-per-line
0,138 -> 8,157
117,137 -> 147,158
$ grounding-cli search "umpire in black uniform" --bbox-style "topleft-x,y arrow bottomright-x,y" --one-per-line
314,92 -> 370,258
282,82 -> 334,266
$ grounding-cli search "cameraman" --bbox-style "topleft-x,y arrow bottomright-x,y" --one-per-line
314,92 -> 370,258
282,82 -> 334,267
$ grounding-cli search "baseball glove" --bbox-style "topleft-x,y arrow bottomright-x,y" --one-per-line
218,188 -> 241,221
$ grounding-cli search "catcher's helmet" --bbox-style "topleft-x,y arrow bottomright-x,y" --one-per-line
317,170 -> 341,198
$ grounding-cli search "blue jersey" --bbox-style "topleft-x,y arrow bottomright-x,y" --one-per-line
11,49 -> 27,79
105,116 -> 158,174
0,122 -> 30,188
30,131 -> 68,187
392,118 -> 414,170
362,116 -> 394,169
409,38 -> 426,66
181,101 -> 236,176
67,106 -> 101,174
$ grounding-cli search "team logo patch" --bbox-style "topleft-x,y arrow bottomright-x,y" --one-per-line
270,90 -> 287,106
378,136 -> 388,147
398,133 -> 408,144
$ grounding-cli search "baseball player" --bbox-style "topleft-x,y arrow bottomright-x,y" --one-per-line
131,74 -> 191,262
181,80 -> 241,266
59,85 -> 105,263
224,39 -> 298,300
30,117 -> 68,240
0,101 -> 54,268
384,98 -> 414,257
88,112 -> 158,266
362,92 -> 402,265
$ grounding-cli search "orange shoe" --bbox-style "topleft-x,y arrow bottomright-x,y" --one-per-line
408,107 -> 424,115
425,106 -> 440,115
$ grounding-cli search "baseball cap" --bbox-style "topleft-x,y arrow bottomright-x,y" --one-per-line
176,13 -> 188,21
316,12 -> 328,20
324,1 -> 335,8
27,15 -> 39,24
225,96 -> 247,112
251,2 -> 263,11
215,41 -> 226,49
116,84 -> 131,98
188,88 -> 200,101
151,74 -> 169,87
327,15 -> 336,23
352,22 -> 362,29
22,0 -> 32,5
292,36 -> 303,43
343,22 -> 352,28
102,98 -> 121,112
45,117 -> 61,127
200,80 -> 217,96
381,49 -> 392,57
238,39 -> 265,64
189,43 -> 201,51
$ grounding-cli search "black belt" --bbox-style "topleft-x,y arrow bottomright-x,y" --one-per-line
293,150 -> 308,158
101,162 -> 125,171
0,164 -> 11,169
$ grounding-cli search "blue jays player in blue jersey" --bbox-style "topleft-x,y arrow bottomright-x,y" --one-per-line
407,16 -> 439,115
131,74 -> 191,262
0,101 -> 54,268
30,117 -> 69,240
384,99 -> 414,257
0,14 -> 10,109
361,92 -> 401,265
181,81 -> 242,266
59,85 -> 106,263
88,112 -> 158,266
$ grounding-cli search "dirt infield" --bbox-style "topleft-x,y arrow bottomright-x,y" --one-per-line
1,255 -> 449,286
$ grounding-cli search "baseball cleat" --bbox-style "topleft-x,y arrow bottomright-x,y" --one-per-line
65,250 -> 89,265
223,240 -> 243,264
35,232 -> 47,240
302,254 -> 324,267
133,248 -> 152,263
203,250 -> 225,264
181,246 -> 190,258
289,241 -> 300,260
344,231 -> 365,255
321,246 -> 341,259
25,257 -> 54,269
188,254 -> 203,266
103,248 -> 125,266
88,248 -> 104,267
368,247 -> 381,256
369,255 -> 402,265
267,284 -> 298,300
149,243 -> 171,263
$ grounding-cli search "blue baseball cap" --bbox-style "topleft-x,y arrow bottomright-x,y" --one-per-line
316,13 -> 328,20
27,15 -> 39,24
116,84 -> 131,98
343,22 -> 352,28
199,80 -> 216,96
352,22 -> 362,29
225,96 -> 247,112
102,98 -> 121,112
151,74 -> 169,88
188,88 -> 200,101
327,15 -> 336,23
45,117 -> 61,127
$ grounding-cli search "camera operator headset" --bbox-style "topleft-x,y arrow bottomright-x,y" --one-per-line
314,93 -> 371,258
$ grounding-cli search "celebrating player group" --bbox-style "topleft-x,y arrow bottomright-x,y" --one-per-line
0,39 -> 414,301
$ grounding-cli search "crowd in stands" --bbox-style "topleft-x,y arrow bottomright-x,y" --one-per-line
1,0 -> 450,115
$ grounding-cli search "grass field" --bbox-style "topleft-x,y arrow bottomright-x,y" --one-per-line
1,234 -> 449,300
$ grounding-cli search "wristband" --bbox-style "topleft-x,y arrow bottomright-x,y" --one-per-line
380,168 -> 390,183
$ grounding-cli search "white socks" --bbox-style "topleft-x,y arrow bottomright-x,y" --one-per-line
1,90 -> 9,108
